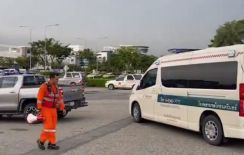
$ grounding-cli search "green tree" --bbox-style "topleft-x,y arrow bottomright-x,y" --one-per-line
209,19 -> 244,47
15,57 -> 29,69
79,49 -> 97,71
106,47 -> 157,74
30,38 -> 71,69
139,55 -> 157,72
116,47 -> 141,73
0,57 -> 15,68
15,56 -> 38,69
79,49 -> 96,64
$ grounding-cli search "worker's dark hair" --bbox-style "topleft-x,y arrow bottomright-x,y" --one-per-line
49,72 -> 59,79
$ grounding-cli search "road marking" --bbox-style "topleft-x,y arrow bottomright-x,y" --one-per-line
23,117 -> 133,155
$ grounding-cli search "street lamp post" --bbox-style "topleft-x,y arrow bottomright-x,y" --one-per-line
44,24 -> 59,70
19,26 -> 32,69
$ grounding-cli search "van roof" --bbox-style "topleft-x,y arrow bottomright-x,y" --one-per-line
159,44 -> 244,63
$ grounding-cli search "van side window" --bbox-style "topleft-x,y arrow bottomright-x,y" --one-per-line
140,68 -> 157,89
161,61 -> 237,90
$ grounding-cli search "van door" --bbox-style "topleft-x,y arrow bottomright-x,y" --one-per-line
155,66 -> 188,128
136,68 -> 158,119
0,77 -> 19,111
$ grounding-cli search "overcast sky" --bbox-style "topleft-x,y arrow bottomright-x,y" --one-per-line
0,0 -> 243,56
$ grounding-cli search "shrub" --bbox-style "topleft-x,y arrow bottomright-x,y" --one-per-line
86,79 -> 108,87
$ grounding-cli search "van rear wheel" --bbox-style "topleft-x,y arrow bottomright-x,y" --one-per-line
132,103 -> 142,123
201,115 -> 224,146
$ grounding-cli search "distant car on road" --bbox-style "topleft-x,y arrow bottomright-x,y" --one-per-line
86,73 -> 102,79
59,72 -> 85,86
102,73 -> 115,78
3,69 -> 19,75
105,74 -> 143,90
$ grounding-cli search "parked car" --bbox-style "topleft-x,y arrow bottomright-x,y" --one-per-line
102,73 -> 115,78
0,74 -> 87,121
86,73 -> 102,79
105,74 -> 143,90
3,69 -> 19,75
59,72 -> 85,86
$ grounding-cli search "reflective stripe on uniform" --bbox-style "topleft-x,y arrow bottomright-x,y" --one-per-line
43,97 -> 53,102
43,129 -> 56,133
37,100 -> 42,104
49,93 -> 59,97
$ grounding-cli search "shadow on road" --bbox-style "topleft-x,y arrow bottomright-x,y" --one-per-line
0,116 -> 25,123
141,120 -> 244,148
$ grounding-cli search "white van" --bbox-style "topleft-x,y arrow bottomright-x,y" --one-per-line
129,45 -> 244,146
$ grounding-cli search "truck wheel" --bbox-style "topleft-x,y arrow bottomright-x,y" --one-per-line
23,103 -> 38,120
58,110 -> 69,119
201,115 -> 224,146
108,84 -> 114,90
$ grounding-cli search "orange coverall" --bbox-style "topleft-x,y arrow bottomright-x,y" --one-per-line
37,82 -> 65,145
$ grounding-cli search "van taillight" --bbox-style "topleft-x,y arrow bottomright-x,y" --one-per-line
239,84 -> 244,117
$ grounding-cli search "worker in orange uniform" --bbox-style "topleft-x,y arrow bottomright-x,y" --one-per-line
36,73 -> 65,150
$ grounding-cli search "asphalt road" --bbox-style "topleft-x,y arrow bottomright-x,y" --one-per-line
1,88 -> 244,155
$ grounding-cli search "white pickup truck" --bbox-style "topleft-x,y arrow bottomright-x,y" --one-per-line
0,74 -> 87,121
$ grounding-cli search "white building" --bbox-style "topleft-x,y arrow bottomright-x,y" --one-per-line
68,45 -> 84,55
0,46 -> 29,58
103,46 -> 117,52
63,45 -> 84,66
96,51 -> 113,63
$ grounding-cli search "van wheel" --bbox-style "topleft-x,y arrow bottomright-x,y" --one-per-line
108,84 -> 114,90
23,103 -> 38,120
201,115 -> 224,146
132,103 -> 142,123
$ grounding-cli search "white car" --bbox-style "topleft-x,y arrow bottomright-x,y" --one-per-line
59,72 -> 84,86
105,74 -> 142,90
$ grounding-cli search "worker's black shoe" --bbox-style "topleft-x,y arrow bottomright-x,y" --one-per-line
47,143 -> 60,150
37,140 -> 45,150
